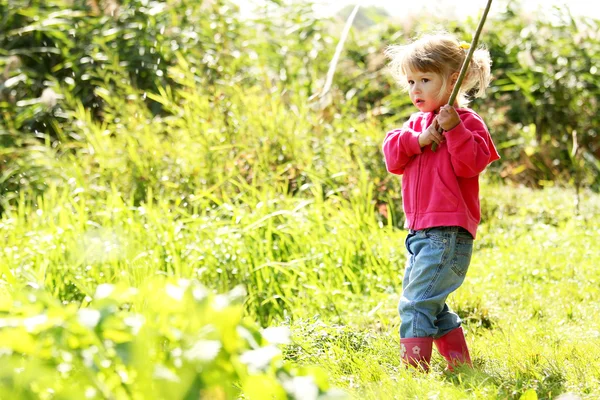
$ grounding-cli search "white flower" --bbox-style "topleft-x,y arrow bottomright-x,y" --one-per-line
94,284 -> 115,299
262,326 -> 291,345
153,364 -> 180,382
123,314 -> 145,335
77,309 -> 101,329
184,340 -> 221,363
282,376 -> 319,400
240,345 -> 280,372
166,283 -> 185,301
23,314 -> 48,332
412,346 -> 421,356
400,344 -> 407,358
39,87 -> 62,108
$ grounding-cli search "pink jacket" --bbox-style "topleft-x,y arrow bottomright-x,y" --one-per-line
382,108 -> 500,239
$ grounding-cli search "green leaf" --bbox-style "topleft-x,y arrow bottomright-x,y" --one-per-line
243,375 -> 287,400
519,389 -> 538,400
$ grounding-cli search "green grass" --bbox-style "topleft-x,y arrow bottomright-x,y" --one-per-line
285,184 -> 600,399
2,175 -> 599,399
2,1 -> 600,397
1,82 -> 599,398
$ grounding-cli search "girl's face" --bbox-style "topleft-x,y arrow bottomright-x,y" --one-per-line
406,70 -> 451,113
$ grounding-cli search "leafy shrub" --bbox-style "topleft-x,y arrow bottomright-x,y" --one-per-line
0,279 -> 341,399
337,3 -> 600,189
2,0 -> 600,198
482,5 -> 600,189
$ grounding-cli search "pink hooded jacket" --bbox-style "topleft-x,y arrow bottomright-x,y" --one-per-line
382,108 -> 500,239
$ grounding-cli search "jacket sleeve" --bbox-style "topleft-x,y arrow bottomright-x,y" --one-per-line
382,119 -> 423,175
445,113 -> 500,178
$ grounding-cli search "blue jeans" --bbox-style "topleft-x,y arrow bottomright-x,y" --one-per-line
399,226 -> 473,339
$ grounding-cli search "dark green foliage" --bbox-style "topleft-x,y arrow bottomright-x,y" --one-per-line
1,0 -> 598,205
0,0 -> 245,135
330,4 -> 600,189
481,5 -> 600,189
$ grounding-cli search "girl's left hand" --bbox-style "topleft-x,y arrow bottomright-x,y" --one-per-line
437,105 -> 460,131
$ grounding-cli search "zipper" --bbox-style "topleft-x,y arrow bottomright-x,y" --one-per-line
411,113 -> 433,230
411,154 -> 422,230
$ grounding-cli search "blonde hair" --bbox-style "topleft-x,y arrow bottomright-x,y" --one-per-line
384,33 -> 492,107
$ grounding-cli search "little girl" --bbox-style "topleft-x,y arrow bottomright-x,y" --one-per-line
382,33 -> 500,372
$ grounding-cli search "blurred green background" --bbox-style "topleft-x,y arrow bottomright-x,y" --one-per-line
1,0 -> 599,206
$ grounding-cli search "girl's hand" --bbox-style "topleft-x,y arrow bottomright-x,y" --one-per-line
418,118 -> 445,148
437,105 -> 461,131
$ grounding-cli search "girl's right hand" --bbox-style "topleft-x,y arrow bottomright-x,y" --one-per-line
418,118 -> 445,148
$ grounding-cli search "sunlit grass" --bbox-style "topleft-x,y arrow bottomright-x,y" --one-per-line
284,183 -> 600,399
3,170 -> 599,398
1,60 -> 599,400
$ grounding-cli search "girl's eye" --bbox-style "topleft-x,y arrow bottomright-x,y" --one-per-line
422,78 -> 429,83
408,80 -> 414,85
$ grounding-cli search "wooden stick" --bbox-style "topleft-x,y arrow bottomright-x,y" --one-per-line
432,0 -> 493,152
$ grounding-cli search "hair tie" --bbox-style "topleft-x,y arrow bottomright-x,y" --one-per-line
459,41 -> 471,50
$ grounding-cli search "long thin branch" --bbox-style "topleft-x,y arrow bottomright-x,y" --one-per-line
432,0 -> 493,151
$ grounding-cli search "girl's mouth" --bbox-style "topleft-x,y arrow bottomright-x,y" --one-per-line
415,99 -> 424,105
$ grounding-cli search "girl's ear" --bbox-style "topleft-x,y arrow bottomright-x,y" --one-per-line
450,72 -> 459,88
445,72 -> 459,95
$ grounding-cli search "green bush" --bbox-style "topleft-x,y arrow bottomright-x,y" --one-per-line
0,279 -> 341,399
482,5 -> 600,189
337,3 -> 600,189
0,0 -> 246,135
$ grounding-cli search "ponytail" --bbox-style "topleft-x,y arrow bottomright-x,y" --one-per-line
459,47 -> 492,103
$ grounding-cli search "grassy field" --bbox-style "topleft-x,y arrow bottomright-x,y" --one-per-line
1,84 -> 599,398
2,1 -> 600,397
286,184 -> 600,399
2,174 -> 599,399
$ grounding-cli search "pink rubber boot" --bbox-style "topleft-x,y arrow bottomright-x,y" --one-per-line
400,337 -> 433,372
434,327 -> 472,371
